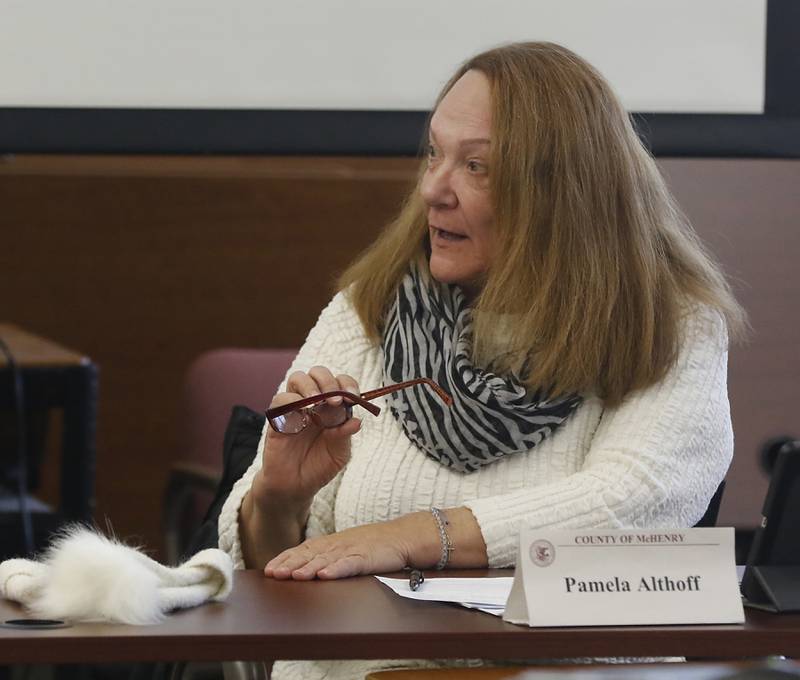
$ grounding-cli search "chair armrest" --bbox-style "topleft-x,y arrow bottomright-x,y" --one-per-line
167,461 -> 222,493
163,461 -> 222,565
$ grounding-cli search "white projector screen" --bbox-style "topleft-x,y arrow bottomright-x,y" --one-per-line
0,0 -> 766,113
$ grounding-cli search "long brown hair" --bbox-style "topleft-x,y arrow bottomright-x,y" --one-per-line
338,42 -> 745,405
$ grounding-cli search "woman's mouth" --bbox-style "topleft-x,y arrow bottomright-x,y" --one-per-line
431,226 -> 468,242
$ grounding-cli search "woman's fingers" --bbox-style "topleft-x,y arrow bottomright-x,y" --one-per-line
286,368 -> 361,426
265,542 -> 337,579
335,373 -> 360,395
317,555 -> 366,580
290,554 -> 335,580
265,545 -> 315,578
263,535 -> 367,580
290,367 -> 359,401
269,391 -> 305,408
286,370 -> 322,398
323,417 -> 361,440
308,365 -> 351,405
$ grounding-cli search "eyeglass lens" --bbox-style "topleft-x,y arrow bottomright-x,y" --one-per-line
272,402 -> 353,433
270,410 -> 307,434
311,402 -> 353,428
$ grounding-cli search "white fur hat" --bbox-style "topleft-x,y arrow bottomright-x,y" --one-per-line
0,527 -> 233,624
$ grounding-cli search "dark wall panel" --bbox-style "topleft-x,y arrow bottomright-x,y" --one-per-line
1,155 -> 797,555
0,155 -> 417,553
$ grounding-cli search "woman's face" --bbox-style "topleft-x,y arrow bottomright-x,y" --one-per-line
421,69 -> 494,292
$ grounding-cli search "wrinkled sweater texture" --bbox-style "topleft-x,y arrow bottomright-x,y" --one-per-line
218,291 -> 733,680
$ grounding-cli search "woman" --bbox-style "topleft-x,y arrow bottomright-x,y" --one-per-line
219,42 -> 745,678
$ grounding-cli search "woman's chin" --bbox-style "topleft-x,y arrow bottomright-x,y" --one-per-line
428,264 -> 460,286
428,262 -> 482,295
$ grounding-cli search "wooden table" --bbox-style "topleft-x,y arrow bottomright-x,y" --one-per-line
0,323 -> 97,533
1,571 -> 799,664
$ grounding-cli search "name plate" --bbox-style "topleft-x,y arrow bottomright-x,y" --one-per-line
503,527 -> 744,627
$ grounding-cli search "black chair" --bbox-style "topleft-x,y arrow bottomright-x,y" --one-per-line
694,480 -> 726,528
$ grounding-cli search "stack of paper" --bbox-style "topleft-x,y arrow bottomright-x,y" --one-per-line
374,576 -> 513,616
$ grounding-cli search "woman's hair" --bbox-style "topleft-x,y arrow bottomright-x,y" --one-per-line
338,41 -> 746,406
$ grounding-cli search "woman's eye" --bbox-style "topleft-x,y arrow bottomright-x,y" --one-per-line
467,160 -> 486,173
426,144 -> 437,159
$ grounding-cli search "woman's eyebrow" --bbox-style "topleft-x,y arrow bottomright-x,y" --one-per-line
427,131 -> 490,149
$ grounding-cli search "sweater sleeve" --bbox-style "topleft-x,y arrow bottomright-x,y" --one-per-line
217,290 -> 370,569
463,307 -> 734,567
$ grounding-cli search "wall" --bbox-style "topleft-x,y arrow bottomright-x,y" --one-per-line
0,1 -> 766,112
0,154 -> 797,556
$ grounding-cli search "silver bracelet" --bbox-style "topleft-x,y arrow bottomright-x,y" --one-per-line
430,507 -> 454,570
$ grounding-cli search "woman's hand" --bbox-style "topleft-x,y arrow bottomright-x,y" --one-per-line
252,366 -> 362,514
264,508 -> 489,580
239,366 -> 362,569
265,516 -> 422,580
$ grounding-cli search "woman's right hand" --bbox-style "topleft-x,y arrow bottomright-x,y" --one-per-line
249,366 -> 362,517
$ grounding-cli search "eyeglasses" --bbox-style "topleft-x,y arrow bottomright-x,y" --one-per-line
266,378 -> 452,435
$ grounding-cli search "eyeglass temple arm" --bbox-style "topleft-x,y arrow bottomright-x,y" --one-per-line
265,380 -> 453,420
360,378 -> 453,406
266,391 -> 381,418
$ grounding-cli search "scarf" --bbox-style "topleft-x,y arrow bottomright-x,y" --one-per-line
382,265 -> 582,473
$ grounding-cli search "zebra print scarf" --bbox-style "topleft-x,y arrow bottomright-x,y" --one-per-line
382,265 -> 582,473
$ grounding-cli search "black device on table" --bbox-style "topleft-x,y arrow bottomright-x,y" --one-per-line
741,438 -> 800,612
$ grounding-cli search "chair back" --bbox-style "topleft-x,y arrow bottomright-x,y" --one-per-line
694,480 -> 726,528
181,348 -> 297,475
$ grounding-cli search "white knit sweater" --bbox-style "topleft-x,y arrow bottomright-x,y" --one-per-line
218,291 -> 733,680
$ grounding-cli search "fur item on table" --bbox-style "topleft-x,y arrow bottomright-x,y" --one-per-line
0,526 -> 233,625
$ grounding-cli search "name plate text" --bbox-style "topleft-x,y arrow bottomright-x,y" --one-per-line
503,527 -> 744,627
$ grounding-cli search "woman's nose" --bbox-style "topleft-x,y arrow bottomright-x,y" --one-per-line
420,164 -> 457,209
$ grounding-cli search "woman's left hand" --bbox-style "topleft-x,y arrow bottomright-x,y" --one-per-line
264,507 -> 488,579
264,514 -> 433,580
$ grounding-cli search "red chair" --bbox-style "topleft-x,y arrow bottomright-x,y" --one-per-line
163,348 -> 296,565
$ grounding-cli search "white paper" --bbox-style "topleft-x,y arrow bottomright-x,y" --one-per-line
375,576 -> 513,616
